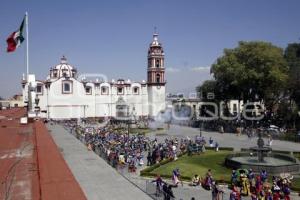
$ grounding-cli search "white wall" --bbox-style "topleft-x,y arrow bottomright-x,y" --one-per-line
148,86 -> 166,118
25,77 -> 152,119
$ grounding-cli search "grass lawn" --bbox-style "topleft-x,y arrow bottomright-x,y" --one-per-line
292,178 -> 300,189
151,150 -> 232,182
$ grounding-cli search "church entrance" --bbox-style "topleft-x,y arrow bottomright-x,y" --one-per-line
115,97 -> 129,119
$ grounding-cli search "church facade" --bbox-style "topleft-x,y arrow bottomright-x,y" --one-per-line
22,33 -> 166,119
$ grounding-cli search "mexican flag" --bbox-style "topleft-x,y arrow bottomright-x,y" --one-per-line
6,16 -> 25,52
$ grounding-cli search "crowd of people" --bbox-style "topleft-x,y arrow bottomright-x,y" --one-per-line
56,120 -> 297,200
230,169 -> 293,200
61,120 -> 211,174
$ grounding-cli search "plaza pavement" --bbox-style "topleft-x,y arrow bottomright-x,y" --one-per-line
149,124 -> 300,152
47,123 -> 300,200
47,124 -> 152,200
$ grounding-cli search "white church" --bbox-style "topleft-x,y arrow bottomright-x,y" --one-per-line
22,33 -> 166,120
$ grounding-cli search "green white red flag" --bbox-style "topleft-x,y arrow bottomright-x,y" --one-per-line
6,16 -> 25,52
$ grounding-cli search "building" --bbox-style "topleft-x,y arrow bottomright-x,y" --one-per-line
22,33 -> 166,119
0,94 -> 25,109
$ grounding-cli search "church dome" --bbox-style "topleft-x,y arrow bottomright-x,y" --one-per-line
49,56 -> 77,79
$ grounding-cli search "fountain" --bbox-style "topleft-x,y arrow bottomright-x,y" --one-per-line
249,132 -> 272,162
225,133 -> 300,174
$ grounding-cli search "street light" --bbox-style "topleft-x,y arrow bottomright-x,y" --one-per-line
35,95 -> 40,117
200,124 -> 202,137
199,120 -> 203,137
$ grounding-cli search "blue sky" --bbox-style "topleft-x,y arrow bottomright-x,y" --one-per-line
0,0 -> 300,98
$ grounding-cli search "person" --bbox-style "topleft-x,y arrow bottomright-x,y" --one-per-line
282,184 -> 291,200
255,176 -> 263,195
147,151 -> 152,166
152,174 -> 163,196
250,191 -> 258,200
267,135 -> 273,146
209,137 -> 214,147
172,168 -> 182,187
202,169 -> 213,190
162,183 -> 175,200
211,181 -> 219,200
215,142 -> 219,152
265,185 -> 272,200
187,141 -> 193,156
272,188 -> 281,200
240,173 -> 250,196
231,170 -> 238,186
172,144 -> 177,160
260,170 -> 268,182
229,185 -> 241,200
219,125 -> 224,134
190,174 -> 200,186
248,169 -> 255,190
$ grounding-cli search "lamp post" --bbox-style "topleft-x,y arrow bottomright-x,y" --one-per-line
45,80 -> 51,119
34,95 -> 40,117
199,120 -> 203,137
127,106 -> 130,137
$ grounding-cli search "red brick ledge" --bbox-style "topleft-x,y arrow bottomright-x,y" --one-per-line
34,121 -> 86,200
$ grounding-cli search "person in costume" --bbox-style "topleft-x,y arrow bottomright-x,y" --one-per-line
240,172 -> 251,196
229,185 -> 241,200
256,176 -> 263,195
231,170 -> 238,186
272,186 -> 281,200
260,170 -> 268,182
282,183 -> 291,200
172,168 -> 182,187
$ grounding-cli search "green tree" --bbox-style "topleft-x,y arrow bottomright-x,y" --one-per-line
196,80 -> 218,101
284,43 -> 300,107
211,41 -> 289,111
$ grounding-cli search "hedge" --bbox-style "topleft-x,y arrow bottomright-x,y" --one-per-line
205,146 -> 234,151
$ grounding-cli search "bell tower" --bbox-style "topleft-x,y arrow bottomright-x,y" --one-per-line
147,30 -> 166,118
147,31 -> 165,85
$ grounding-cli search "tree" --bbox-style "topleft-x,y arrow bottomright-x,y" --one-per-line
196,80 -> 218,101
211,41 -> 289,111
284,43 -> 300,107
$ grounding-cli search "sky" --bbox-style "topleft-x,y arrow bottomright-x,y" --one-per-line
0,0 -> 300,98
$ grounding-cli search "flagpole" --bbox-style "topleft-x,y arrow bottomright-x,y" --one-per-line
25,12 -> 29,80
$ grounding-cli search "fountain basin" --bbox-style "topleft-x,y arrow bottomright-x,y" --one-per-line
225,152 -> 300,174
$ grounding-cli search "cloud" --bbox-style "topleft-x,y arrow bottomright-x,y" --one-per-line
189,66 -> 211,72
166,67 -> 181,73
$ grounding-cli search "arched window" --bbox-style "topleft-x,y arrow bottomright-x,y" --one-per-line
101,86 -> 109,95
117,87 -> 124,95
62,81 -> 72,94
85,86 -> 92,95
133,87 -> 139,95
155,59 -> 160,68
156,74 -> 161,83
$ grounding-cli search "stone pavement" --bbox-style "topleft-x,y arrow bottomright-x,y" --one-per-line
47,124 -> 152,200
48,123 -> 300,200
148,124 -> 300,152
